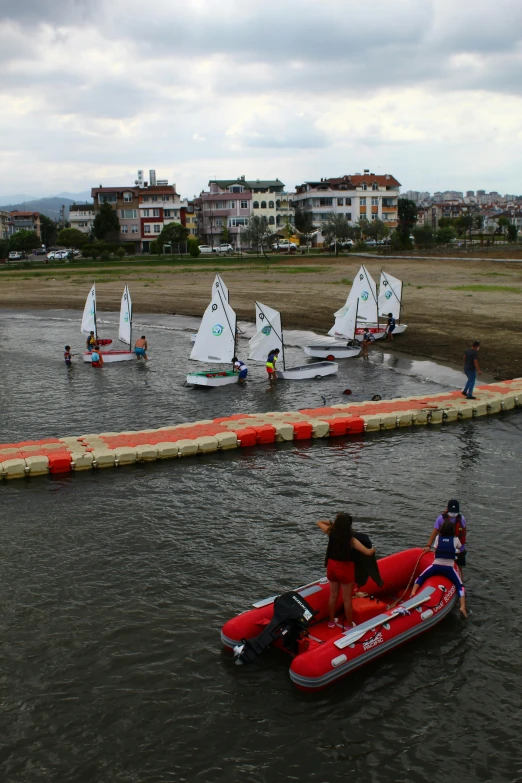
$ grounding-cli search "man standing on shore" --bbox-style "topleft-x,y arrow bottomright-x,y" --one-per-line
462,340 -> 481,399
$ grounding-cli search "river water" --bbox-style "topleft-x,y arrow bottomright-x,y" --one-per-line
0,309 -> 521,783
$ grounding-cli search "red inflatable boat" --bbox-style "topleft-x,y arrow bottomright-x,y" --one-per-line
221,548 -> 459,691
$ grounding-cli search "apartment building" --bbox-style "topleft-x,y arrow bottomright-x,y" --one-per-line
427,202 -> 477,229
198,177 -> 293,245
9,211 -> 41,238
185,201 -> 198,237
292,172 -> 400,244
0,209 -> 10,240
69,203 -> 95,234
91,172 -> 187,252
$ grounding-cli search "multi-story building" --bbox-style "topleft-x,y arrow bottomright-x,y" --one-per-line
185,201 -> 199,238
69,203 -> 95,234
0,209 -> 10,240
428,202 -> 477,229
91,172 -> 187,253
9,211 -> 41,238
293,172 -> 400,244
198,177 -> 293,246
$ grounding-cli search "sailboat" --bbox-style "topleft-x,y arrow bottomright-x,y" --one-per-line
346,265 -> 387,341
186,278 -> 239,387
249,302 -> 338,380
190,274 -> 229,343
81,283 -> 136,363
376,271 -> 407,335
303,300 -> 361,359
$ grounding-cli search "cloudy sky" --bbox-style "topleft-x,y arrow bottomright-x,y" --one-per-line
1,0 -> 522,200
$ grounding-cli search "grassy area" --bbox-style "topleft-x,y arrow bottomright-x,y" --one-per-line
451,284 -> 522,294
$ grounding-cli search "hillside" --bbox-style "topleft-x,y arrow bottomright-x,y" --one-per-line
0,197 -> 78,221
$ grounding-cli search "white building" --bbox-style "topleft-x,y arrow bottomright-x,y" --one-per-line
292,172 -> 401,244
69,204 -> 95,234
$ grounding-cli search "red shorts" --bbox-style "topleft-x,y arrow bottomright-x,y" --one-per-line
326,559 -> 355,584
92,361 -> 102,368
266,367 -> 274,375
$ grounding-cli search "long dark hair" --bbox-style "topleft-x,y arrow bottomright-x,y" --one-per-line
440,520 -> 455,536
331,512 -> 353,537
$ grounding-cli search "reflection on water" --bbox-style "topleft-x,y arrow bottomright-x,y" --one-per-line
0,308 -> 521,783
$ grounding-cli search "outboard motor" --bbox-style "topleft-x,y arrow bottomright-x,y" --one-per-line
233,591 -> 317,665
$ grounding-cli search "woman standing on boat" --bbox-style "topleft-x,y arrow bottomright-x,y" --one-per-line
316,513 -> 375,629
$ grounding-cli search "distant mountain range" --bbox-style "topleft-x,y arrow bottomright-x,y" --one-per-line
0,192 -> 94,222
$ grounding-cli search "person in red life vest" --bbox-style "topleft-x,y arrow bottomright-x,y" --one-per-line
424,499 -> 467,566
86,331 -> 96,351
90,345 -> 104,368
413,519 -> 467,617
316,513 -> 375,629
64,345 -> 73,366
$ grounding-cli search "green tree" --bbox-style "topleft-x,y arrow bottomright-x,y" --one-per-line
57,227 -> 88,249
0,239 -> 9,259
156,221 -> 189,252
507,223 -> 518,243
321,213 -> 351,253
412,224 -> 435,246
397,198 -> 417,247
497,216 -> 510,236
40,214 -> 58,247
220,225 -> 230,244
437,217 -> 455,229
294,208 -> 316,248
436,225 -> 457,244
455,214 -> 473,237
92,202 -> 120,241
364,217 -> 389,240
188,239 -> 200,257
116,246 -> 126,259
242,215 -> 274,255
9,230 -> 40,253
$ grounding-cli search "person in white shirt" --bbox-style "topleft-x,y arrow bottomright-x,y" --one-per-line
232,357 -> 248,384
411,520 -> 467,617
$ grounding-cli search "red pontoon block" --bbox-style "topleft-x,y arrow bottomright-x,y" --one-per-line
47,452 -> 73,474
252,425 -> 277,444
289,422 -> 313,440
234,428 -> 258,447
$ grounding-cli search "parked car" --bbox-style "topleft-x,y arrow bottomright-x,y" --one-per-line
8,251 -> 24,260
47,250 -> 68,260
272,241 -> 297,251
198,245 -> 215,254
33,247 -> 46,256
364,239 -> 378,247
215,243 -> 234,253
329,239 -> 354,248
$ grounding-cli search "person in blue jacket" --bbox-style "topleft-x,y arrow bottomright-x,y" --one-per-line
412,519 -> 467,617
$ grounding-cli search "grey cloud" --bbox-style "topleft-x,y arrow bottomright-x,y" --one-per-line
0,0 -> 103,24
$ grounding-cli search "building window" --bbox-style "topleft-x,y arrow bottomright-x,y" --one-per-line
153,208 -> 160,217
229,218 -> 249,227
319,198 -> 333,207
121,225 -> 128,233
276,215 -> 281,225
372,183 -> 379,191
144,225 -> 151,233
230,186 -> 243,193
345,198 -> 352,206
154,225 -> 161,233
123,192 -> 133,203
164,210 -> 171,217
240,200 -> 248,209
360,198 -> 366,206
346,212 -> 352,221
261,201 -> 267,209
268,215 -> 275,225
337,198 -> 344,206
371,197 -> 379,206
215,218 -> 223,227
152,196 -> 158,202
371,214 -> 377,220
361,183 -> 367,191
162,195 -> 170,201
268,200 -> 274,209
143,209 -> 150,217
253,201 -> 259,209
99,194 -> 117,204
276,200 -> 281,208
132,225 -> 138,233
120,209 -> 137,219
228,201 -> 236,208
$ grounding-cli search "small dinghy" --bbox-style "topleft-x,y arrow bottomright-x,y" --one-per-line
249,302 -> 338,380
186,274 -> 238,387
221,548 -> 459,691
82,283 -> 136,363
360,271 -> 408,336
304,300 -> 361,360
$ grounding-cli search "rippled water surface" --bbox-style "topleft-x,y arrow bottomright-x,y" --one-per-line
0,309 -> 521,783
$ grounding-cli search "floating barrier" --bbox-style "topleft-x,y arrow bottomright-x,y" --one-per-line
1,380 -> 521,481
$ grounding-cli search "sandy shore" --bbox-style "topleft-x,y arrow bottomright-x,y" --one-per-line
1,254 -> 521,379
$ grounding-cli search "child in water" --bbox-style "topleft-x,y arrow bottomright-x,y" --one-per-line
64,346 -> 73,366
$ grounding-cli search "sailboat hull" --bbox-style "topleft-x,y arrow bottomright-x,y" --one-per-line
304,345 -> 361,360
83,351 -> 136,363
277,361 -> 338,380
354,327 -> 386,342
186,370 -> 239,387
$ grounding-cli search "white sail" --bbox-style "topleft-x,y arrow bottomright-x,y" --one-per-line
81,283 -> 97,335
347,265 -> 378,323
378,271 -> 402,320
248,302 -> 283,363
190,289 -> 236,364
119,285 -> 132,346
212,273 -> 229,302
327,300 -> 358,340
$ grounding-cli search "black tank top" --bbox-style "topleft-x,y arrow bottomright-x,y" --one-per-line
325,527 -> 354,565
